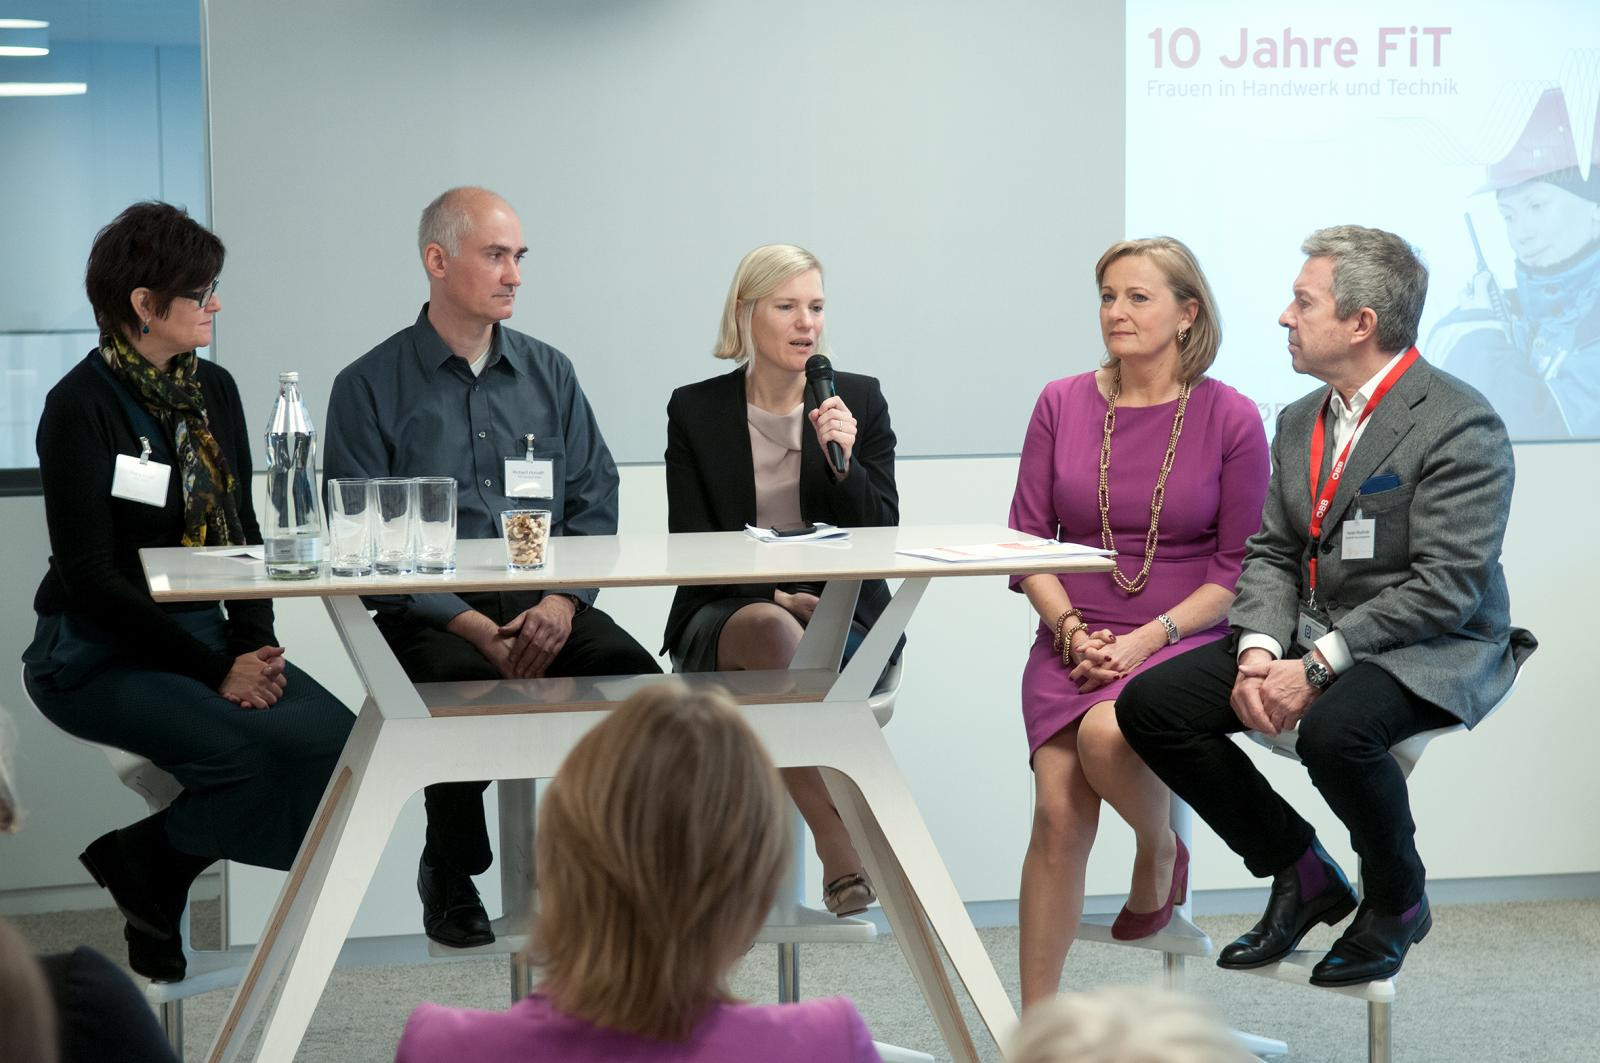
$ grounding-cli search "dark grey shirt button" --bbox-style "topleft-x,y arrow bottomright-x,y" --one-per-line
483,479 -> 492,487
477,431 -> 487,438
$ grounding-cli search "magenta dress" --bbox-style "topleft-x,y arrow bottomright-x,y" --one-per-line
1008,372 -> 1269,757
395,994 -> 881,1063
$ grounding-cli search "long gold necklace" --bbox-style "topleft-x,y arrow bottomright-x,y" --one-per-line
1097,368 -> 1190,594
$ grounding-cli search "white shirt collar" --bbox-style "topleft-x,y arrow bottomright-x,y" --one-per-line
1331,348 -> 1409,421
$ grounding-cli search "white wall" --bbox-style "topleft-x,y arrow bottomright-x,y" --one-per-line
7,441 -> 1591,932
202,0 -> 1125,462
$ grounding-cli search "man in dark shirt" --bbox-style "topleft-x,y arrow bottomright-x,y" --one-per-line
324,186 -> 658,948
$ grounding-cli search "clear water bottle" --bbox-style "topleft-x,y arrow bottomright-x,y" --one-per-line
264,371 -> 323,579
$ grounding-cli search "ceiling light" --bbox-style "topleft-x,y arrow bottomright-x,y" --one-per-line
0,18 -> 49,57
0,82 -> 86,96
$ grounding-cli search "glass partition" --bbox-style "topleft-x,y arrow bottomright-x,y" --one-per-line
0,1 -> 203,493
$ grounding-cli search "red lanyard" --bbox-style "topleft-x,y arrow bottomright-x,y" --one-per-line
1305,346 -> 1418,597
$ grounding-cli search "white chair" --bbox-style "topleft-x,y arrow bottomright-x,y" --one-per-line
18,664 -> 246,1058
1237,648 -> 1532,1063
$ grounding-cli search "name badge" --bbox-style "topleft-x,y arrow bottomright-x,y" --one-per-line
1342,516 -> 1375,560
112,453 -> 171,506
1295,609 -> 1330,654
504,458 -> 553,498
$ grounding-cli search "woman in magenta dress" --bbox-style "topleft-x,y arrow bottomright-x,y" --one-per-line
1008,237 -> 1269,1005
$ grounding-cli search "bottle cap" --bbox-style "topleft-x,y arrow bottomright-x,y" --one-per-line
279,371 -> 299,384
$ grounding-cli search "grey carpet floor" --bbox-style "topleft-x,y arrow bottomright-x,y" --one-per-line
12,898 -> 1599,1061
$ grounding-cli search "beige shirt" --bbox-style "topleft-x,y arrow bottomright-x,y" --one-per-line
747,402 -> 804,529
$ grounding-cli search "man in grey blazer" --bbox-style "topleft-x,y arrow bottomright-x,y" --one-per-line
1117,225 -> 1534,986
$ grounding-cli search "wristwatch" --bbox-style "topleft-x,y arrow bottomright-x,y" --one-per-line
1302,654 -> 1335,691
552,592 -> 586,615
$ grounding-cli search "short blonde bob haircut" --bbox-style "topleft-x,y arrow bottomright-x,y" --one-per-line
1095,236 -> 1222,383
525,682 -> 791,1041
1008,986 -> 1255,1063
713,244 -> 831,363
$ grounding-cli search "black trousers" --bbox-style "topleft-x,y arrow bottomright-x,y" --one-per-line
1116,638 -> 1455,911
379,592 -> 659,875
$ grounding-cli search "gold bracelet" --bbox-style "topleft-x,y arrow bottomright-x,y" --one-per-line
1052,608 -> 1085,654
1060,622 -> 1089,668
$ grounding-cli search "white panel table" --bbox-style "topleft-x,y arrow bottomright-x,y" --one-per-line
142,524 -> 1111,1063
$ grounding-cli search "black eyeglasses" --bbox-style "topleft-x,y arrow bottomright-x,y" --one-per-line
182,279 -> 220,308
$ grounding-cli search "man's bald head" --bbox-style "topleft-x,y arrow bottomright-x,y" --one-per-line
418,186 -> 515,262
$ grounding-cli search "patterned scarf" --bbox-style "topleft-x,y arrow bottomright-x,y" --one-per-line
104,334 -> 244,547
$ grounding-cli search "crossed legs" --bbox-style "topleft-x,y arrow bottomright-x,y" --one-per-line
1019,703 -> 1178,1008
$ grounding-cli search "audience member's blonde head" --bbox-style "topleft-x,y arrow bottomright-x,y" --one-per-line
1008,986 -> 1253,1063
0,918 -> 58,1063
713,243 -> 830,363
526,682 -> 790,1040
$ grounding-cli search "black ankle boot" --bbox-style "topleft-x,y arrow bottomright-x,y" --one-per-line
80,810 -> 214,960
126,921 -> 187,982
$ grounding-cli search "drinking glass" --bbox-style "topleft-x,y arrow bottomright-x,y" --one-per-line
372,477 -> 417,575
324,478 -> 375,577
500,509 -> 551,570
414,477 -> 458,574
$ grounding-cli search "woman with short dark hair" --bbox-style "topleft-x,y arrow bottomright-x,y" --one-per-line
21,201 -> 352,982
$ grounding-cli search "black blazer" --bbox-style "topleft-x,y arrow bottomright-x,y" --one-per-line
30,352 -> 274,688
662,364 -> 899,655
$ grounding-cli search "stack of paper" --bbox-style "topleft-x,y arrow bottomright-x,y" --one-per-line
895,539 -> 1113,564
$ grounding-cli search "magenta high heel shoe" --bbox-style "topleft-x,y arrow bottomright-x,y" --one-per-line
1111,835 -> 1189,941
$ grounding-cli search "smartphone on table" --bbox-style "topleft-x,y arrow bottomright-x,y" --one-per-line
770,521 -> 819,537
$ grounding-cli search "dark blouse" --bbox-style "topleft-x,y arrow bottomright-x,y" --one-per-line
31,351 -> 274,688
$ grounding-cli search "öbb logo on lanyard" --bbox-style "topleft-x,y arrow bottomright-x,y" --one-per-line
1304,347 -> 1418,599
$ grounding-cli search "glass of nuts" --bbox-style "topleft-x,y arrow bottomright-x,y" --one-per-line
500,508 -> 551,570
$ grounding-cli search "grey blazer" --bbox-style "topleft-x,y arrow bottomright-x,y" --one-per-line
1230,356 -> 1535,725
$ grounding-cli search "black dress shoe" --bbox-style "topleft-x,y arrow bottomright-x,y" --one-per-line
1217,839 -> 1358,970
126,921 -> 187,983
80,829 -> 179,941
1310,894 -> 1431,987
418,855 -> 495,948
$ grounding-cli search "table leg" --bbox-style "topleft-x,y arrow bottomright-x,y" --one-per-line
499,778 -> 538,1001
826,769 -> 1016,1059
831,577 -> 924,702
790,578 -> 859,671
204,702 -> 387,1062
250,721 -> 416,1062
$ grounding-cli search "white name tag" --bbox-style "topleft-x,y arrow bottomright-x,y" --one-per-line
1342,517 -> 1376,560
111,453 -> 171,506
1295,610 -> 1330,653
504,458 -> 554,498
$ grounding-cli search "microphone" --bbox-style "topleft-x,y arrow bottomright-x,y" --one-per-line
805,354 -> 844,472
